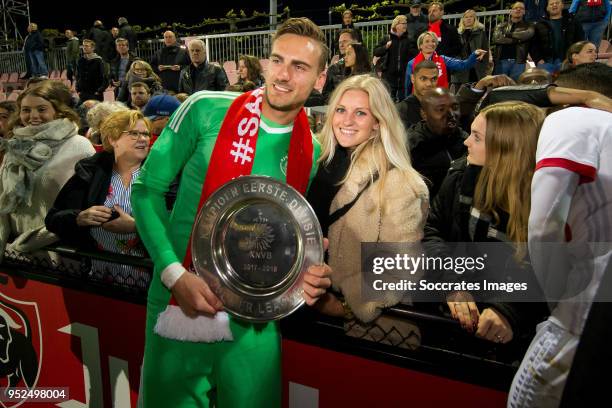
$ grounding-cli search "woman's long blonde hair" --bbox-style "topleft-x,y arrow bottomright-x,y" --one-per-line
473,101 -> 545,257
318,74 -> 421,213
458,9 -> 485,33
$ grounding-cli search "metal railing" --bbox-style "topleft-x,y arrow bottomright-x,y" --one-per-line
0,48 -> 68,76
3,9 -> 612,76
201,10 -> 511,64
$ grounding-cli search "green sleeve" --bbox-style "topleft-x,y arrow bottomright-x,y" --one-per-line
131,99 -> 201,271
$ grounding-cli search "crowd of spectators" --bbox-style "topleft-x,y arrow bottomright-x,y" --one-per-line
1,4 -> 612,406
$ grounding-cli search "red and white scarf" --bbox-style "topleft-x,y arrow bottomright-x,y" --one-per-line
155,87 -> 313,342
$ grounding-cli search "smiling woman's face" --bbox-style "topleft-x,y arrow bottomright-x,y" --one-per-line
20,96 -> 57,126
111,119 -> 151,162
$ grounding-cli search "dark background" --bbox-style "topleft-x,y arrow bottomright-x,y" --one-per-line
28,0 -> 491,34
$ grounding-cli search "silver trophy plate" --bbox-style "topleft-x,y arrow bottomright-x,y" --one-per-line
191,175 -> 324,322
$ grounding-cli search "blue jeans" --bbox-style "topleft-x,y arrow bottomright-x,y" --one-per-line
537,58 -> 562,74
494,59 -> 526,81
28,50 -> 48,77
581,20 -> 607,49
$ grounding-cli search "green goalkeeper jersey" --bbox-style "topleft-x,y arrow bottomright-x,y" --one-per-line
132,90 -> 320,306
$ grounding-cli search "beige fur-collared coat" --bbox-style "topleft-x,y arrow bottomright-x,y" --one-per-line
327,157 -> 429,324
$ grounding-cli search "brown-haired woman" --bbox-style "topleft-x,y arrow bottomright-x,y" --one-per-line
237,55 -> 265,87
0,81 -> 95,260
46,110 -> 151,287
565,40 -> 597,68
424,101 -> 549,344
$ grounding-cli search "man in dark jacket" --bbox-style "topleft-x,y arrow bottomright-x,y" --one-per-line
65,29 -> 80,82
373,15 -> 416,101
23,23 -> 48,78
178,39 -> 228,94
151,31 -> 190,93
531,0 -> 584,73
407,1 -> 429,42
427,2 -> 462,57
407,88 -> 466,198
87,21 -> 114,62
492,2 -> 535,80
110,38 -> 139,97
117,17 -> 137,51
76,39 -> 108,102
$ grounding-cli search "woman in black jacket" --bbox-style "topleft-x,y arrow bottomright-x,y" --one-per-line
423,101 -> 548,344
46,110 -> 151,286
454,9 -> 490,85
373,15 -> 418,101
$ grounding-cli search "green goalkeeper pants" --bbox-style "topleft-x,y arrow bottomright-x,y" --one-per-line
139,313 -> 281,408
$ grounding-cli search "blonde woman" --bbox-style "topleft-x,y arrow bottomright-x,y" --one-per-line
46,110 -> 151,287
456,9 -> 490,83
423,101 -> 548,343
118,60 -> 163,103
373,14 -> 415,101
404,31 -> 487,96
308,74 -> 428,347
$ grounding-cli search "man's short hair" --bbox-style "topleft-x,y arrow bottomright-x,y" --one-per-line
83,39 -> 95,46
130,81 -> 150,93
342,10 -> 353,17
556,62 -> 612,98
339,28 -> 358,41
413,60 -> 438,75
115,38 -> 128,45
272,17 -> 328,72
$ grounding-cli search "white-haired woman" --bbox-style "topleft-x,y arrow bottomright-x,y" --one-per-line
86,101 -> 129,151
404,31 -> 487,96
307,74 -> 428,348
373,15 -> 417,101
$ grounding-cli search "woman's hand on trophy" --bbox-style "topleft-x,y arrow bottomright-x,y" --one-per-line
172,271 -> 224,317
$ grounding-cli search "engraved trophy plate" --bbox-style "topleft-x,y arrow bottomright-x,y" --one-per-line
191,175 -> 324,322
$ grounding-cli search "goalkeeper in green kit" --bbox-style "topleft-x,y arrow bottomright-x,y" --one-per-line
132,18 -> 332,408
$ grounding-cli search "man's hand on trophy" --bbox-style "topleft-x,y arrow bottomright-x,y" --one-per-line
303,238 -> 332,306
172,271 -> 224,317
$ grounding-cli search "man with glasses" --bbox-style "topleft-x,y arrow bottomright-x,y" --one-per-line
492,2 -> 535,80
178,39 -> 228,94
